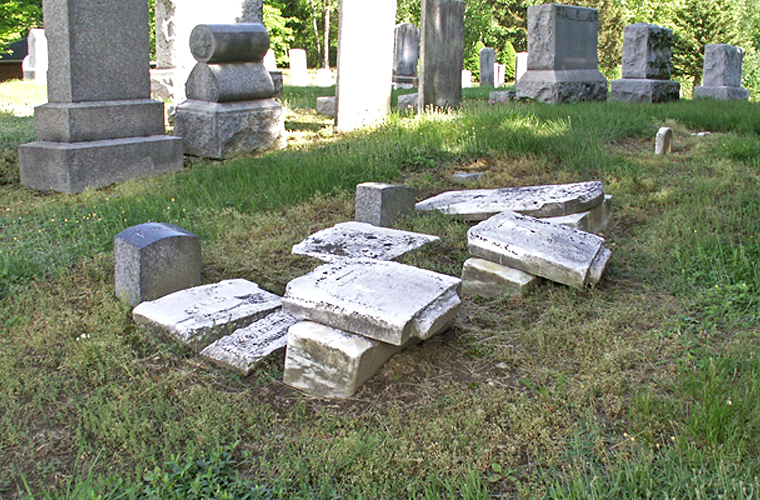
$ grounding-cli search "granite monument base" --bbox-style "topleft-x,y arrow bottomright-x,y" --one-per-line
610,79 -> 680,103
175,98 -> 284,159
19,135 -> 183,194
693,85 -> 750,101
516,69 -> 608,103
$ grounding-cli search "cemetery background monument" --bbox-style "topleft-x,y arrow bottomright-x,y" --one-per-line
516,3 -> 607,103
694,44 -> 750,100
18,0 -> 183,194
480,47 -> 496,88
610,23 -> 680,103
393,23 -> 419,88
419,0 -> 466,110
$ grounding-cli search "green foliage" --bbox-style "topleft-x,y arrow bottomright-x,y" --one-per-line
263,3 -> 295,68
0,0 -> 41,47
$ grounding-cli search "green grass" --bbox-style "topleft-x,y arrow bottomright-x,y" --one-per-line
1,82 -> 760,498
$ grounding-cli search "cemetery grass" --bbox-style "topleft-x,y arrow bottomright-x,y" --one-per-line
1,82 -> 760,498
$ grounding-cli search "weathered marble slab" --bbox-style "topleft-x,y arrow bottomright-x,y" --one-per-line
543,195 -> 612,234
461,257 -> 537,299
200,309 -> 300,376
133,279 -> 282,347
283,321 -> 408,398
283,259 -> 461,346
415,181 -> 604,221
292,222 -> 438,262
468,211 -> 610,287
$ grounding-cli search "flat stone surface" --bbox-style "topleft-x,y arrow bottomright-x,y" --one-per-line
115,222 -> 201,306
621,23 -> 673,80
133,279 -> 282,348
316,96 -> 336,117
526,4 -> 600,71
292,221 -> 439,262
461,257 -> 537,299
609,79 -> 679,103
452,172 -> 486,184
355,182 -> 416,227
419,0 -> 465,109
283,321 -> 407,398
201,309 -> 299,376
543,194 -> 612,234
283,259 -> 461,346
415,181 -> 605,221
468,210 -> 611,287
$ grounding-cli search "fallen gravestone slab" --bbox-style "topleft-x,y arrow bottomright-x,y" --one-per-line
283,320 -> 410,398
468,211 -> 611,287
133,279 -> 282,348
283,259 -> 461,346
461,257 -> 538,298
200,309 -> 300,376
542,195 -> 612,234
415,181 -> 605,221
291,221 -> 439,262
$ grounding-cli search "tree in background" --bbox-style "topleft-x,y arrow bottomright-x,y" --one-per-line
263,2 -> 295,68
0,0 -> 41,51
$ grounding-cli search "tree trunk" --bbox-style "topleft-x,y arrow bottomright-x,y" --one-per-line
309,0 -> 322,63
323,3 -> 331,69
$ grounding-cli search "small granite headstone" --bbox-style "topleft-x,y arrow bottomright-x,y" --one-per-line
22,28 -> 48,84
480,47 -> 496,88
115,222 -> 201,306
515,52 -> 528,82
289,48 -> 309,86
655,126 -> 673,155
355,182 -> 416,227
694,44 -> 750,100
394,23 -> 420,81
461,69 -> 473,88
316,96 -> 337,117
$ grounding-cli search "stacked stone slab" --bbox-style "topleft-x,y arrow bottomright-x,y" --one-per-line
694,44 -> 750,100
174,23 -> 284,159
419,0 -> 466,110
282,259 -> 461,398
18,0 -> 183,194
516,3 -> 607,103
610,23 -> 679,103
393,23 -> 420,88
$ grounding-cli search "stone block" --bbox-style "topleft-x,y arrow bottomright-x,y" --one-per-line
609,79 -> 680,103
335,0 -> 396,131
517,69 -> 607,103
480,47 -> 495,87
655,126 -> 673,155
452,172 -> 487,184
289,48 -> 309,86
132,279 -> 282,348
201,309 -> 299,376
189,23 -> 269,64
115,222 -> 201,306
355,182 -> 416,227
33,100 -> 166,142
292,221 -> 439,262
489,90 -> 516,103
316,96 -> 336,117
283,259 -> 461,346
468,210 -> 611,288
543,194 -> 612,234
495,63 -> 506,87
394,23 -> 419,78
621,23 -> 674,80
174,99 -> 284,159
416,181 -> 605,221
693,85 -> 750,100
515,52 -> 528,82
283,321 -> 407,398
419,0 -> 465,109
185,62 -> 275,102
461,258 -> 537,299
18,135 -> 183,194
702,44 -> 744,88
397,92 -> 419,110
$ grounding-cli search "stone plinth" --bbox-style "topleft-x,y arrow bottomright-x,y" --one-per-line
419,0 -> 465,110
480,47 -> 495,87
461,258 -> 537,299
292,221 -> 438,262
694,44 -> 750,100
283,259 -> 461,346
468,210 -> 611,288
115,222 -> 201,306
610,79 -> 680,103
516,4 -> 607,103
175,99 -> 284,159
355,182 -> 416,227
335,0 -> 396,131
133,279 -> 282,348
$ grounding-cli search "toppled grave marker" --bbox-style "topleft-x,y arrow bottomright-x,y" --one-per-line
543,194 -> 612,234
461,257 -> 538,298
200,309 -> 300,376
291,221 -> 439,262
283,321 -> 410,398
468,211 -> 611,288
416,181 -> 604,221
133,279 -> 282,347
283,259 -> 461,346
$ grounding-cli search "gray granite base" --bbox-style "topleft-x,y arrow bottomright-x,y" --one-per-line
316,96 -> 336,117
516,70 -> 608,103
18,135 -> 184,194
175,99 -> 284,159
610,79 -> 680,103
693,86 -> 750,101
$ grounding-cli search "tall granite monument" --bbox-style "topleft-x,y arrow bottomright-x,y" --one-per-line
18,0 -> 183,194
516,3 -> 607,103
694,44 -> 750,100
419,0 -> 466,110
480,47 -> 496,88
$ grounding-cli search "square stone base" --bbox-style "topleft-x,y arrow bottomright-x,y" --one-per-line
610,79 -> 680,103
175,99 -> 285,159
693,86 -> 750,101
19,135 -> 184,194
516,69 -> 608,103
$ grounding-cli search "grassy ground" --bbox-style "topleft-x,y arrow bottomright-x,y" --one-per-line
1,80 -> 760,498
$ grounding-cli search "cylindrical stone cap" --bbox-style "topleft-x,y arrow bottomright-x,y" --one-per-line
190,23 -> 270,64
185,62 -> 275,102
